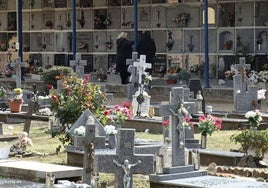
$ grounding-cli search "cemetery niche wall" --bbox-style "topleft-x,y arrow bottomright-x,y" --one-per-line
0,0 -> 268,78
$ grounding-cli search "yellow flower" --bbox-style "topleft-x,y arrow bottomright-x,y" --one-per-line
14,88 -> 22,95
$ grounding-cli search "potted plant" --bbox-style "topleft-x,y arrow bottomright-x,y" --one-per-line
8,88 -> 23,113
164,67 -> 179,84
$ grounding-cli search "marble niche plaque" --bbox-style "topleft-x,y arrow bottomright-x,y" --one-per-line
7,12 -> 16,31
77,9 -> 93,30
22,12 -> 31,31
182,4 -> 200,28
54,10 -> 67,30
93,0 -> 107,7
167,29 -> 183,53
218,3 -> 235,27
0,0 -> 7,10
7,0 -> 15,10
184,30 -> 200,53
152,30 -> 167,53
218,28 -> 235,52
256,1 -> 268,26
42,10 -> 55,29
107,8 -> 121,29
30,11 -> 42,30
236,29 -> 254,53
151,6 -> 167,28
0,33 -> 7,52
166,5 -> 191,28
23,33 -> 30,52
42,0 -> 54,8
42,54 -> 54,68
55,32 -> 70,52
93,31 -> 107,52
201,29 -> 217,53
121,7 -> 134,29
76,31 -> 93,53
54,0 -> 67,8
106,31 -> 118,53
138,7 -> 151,29
93,55 -> 108,72
42,32 -> 54,51
30,33 -> 42,52
79,0 -> 93,7
255,29 -> 268,53
235,2 -> 254,27
0,12 -> 7,30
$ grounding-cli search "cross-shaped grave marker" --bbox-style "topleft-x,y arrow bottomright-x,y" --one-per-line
95,128 -> 154,188
126,52 -> 139,84
10,57 -> 26,88
133,55 -> 151,88
233,57 -> 251,92
70,53 -> 87,77
158,87 -> 195,166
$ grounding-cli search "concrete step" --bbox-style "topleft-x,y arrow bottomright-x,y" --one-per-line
0,160 -> 83,183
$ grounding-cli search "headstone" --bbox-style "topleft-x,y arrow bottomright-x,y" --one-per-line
131,55 -> 152,117
10,57 -> 26,88
70,53 -> 87,78
95,128 -> 154,188
233,57 -> 258,113
127,52 -> 139,100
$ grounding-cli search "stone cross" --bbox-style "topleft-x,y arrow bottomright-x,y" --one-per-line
133,55 -> 151,88
10,57 -> 26,88
126,52 -> 139,100
233,57 -> 251,92
95,128 -> 154,188
70,53 -> 87,77
158,87 -> 195,166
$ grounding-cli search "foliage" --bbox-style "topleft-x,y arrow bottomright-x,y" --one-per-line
245,110 -> 262,128
0,85 -> 6,98
42,66 -> 76,91
198,114 -> 222,136
178,69 -> 191,81
231,130 -> 268,158
49,75 -> 107,145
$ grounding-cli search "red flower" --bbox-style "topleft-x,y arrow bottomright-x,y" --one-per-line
47,85 -> 53,90
51,95 -> 58,102
162,119 -> 169,127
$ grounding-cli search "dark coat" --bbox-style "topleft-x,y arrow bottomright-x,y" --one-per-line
137,33 -> 156,64
116,38 -> 133,73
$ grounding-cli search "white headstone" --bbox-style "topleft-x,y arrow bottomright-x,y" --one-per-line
70,53 -> 87,78
10,57 -> 26,88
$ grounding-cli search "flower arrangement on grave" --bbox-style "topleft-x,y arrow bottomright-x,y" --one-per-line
4,68 -> 15,77
103,15 -> 112,27
198,114 -> 222,136
224,64 -> 238,80
257,71 -> 268,82
104,125 -> 117,135
74,126 -> 86,136
78,41 -> 88,50
8,88 -> 23,103
164,67 -> 179,81
182,115 -> 194,129
245,110 -> 262,128
173,13 -> 190,26
101,104 -> 132,125
162,119 -> 170,129
49,75 -> 107,146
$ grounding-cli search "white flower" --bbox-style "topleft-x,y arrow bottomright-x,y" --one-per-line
39,107 -> 52,116
104,125 -> 117,135
74,126 -> 86,136
258,89 -> 266,100
245,110 -> 257,118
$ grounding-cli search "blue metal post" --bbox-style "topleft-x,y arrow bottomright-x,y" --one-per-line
133,0 -> 138,51
204,0 -> 210,88
72,0 -> 76,59
17,0 -> 23,59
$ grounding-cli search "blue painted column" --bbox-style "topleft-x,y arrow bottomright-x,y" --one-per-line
204,0 -> 210,88
72,0 -> 76,59
133,0 -> 138,51
17,0 -> 23,80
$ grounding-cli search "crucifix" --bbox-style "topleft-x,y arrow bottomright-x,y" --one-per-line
10,57 -> 26,88
70,53 -> 87,78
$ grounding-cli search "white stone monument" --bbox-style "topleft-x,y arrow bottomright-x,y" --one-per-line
69,53 -> 87,78
10,57 -> 26,88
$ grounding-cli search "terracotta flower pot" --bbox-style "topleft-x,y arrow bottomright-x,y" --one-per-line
9,100 -> 22,113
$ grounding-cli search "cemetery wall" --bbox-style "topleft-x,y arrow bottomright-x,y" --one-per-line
0,0 -> 267,79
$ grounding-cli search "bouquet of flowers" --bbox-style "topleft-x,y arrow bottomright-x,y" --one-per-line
104,125 -> 117,135
182,115 -> 194,129
198,115 -> 222,136
245,110 -> 262,128
102,104 -> 132,125
162,119 -> 169,129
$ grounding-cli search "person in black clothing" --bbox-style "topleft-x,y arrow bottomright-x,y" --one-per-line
116,32 -> 133,84
137,31 -> 156,75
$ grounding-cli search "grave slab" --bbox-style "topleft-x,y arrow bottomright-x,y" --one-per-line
150,175 -> 268,188
0,160 -> 83,183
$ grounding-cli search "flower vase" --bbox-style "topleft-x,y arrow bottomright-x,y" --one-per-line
200,134 -> 207,149
108,134 -> 116,149
9,100 -> 22,113
163,127 -> 169,141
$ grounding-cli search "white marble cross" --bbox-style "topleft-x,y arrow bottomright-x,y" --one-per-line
10,57 -> 26,88
133,55 -> 151,86
70,53 -> 87,77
